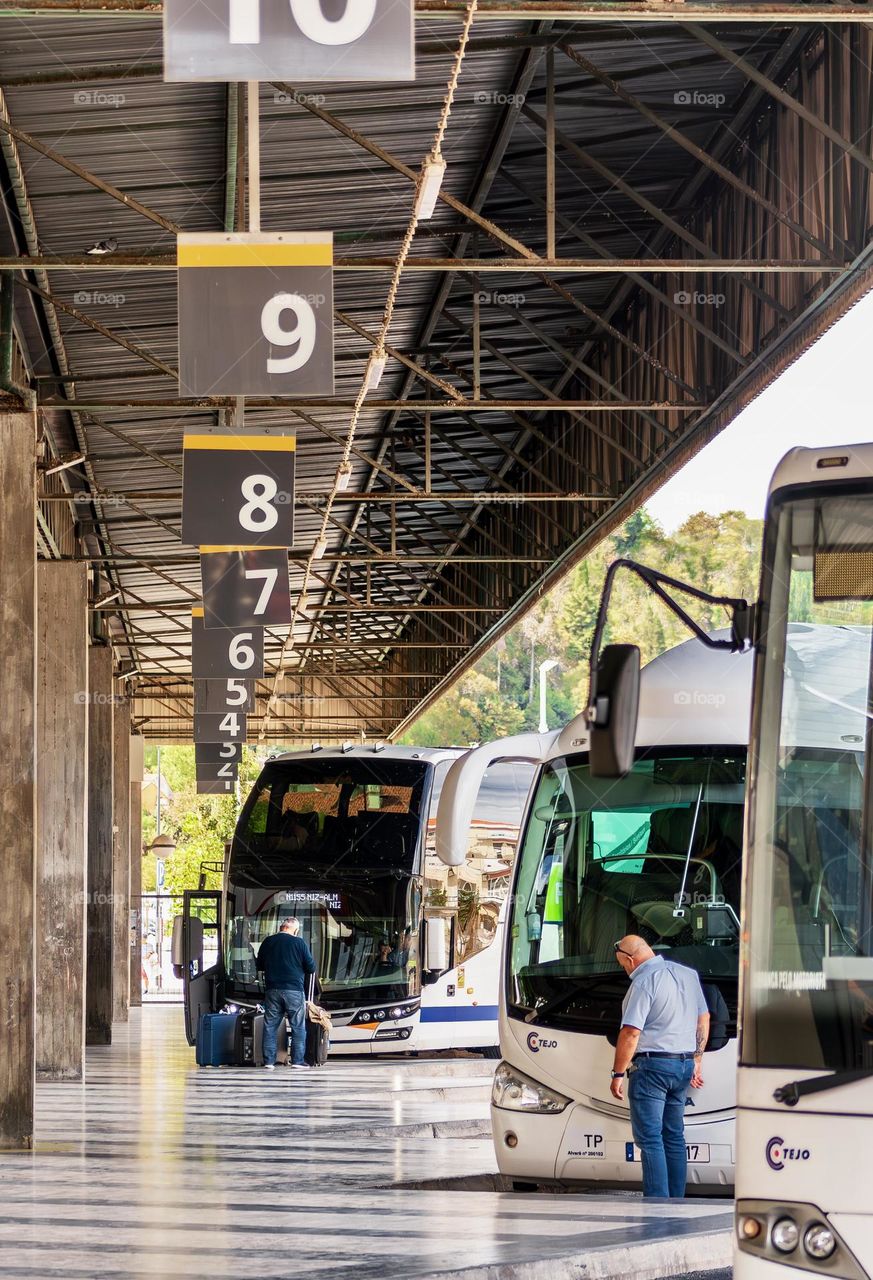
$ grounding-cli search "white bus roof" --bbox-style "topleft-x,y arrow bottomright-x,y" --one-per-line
434,624 -> 869,866
265,744 -> 464,767
768,442 -> 873,496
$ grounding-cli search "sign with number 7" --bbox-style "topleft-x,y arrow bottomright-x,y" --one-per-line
200,547 -> 292,629
182,431 -> 296,549
177,233 -> 333,397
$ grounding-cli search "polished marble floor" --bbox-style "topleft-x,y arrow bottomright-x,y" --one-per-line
0,1008 -> 732,1278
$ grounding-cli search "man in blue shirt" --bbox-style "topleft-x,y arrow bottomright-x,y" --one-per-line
610,934 -> 710,1198
256,917 -> 317,1071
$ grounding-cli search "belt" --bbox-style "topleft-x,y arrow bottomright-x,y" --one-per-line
633,1051 -> 695,1060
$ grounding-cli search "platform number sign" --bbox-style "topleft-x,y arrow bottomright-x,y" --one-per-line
164,0 -> 414,83
177,234 -> 333,397
191,610 -> 265,680
197,778 -> 236,795
195,742 -> 241,787
200,548 -> 292,629
194,711 -> 248,745
182,433 -> 296,549
195,741 -> 242,769
194,679 -> 255,715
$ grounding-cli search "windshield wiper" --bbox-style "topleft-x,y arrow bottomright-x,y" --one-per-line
774,1067 -> 873,1106
523,974 -> 617,1024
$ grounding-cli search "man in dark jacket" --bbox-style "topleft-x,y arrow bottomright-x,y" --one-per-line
256,917 -> 316,1071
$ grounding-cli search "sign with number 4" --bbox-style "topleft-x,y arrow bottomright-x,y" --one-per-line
164,0 -> 415,83
182,432 -> 296,549
194,711 -> 248,744
177,233 -> 333,397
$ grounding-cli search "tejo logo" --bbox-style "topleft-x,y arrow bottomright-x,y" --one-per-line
766,1136 -> 811,1171
527,1031 -> 557,1053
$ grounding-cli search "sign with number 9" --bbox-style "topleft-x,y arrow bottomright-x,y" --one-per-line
177,233 -> 333,397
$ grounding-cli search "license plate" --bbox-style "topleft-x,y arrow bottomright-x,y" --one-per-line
625,1142 -> 710,1163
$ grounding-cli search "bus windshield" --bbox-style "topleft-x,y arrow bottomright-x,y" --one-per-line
226,756 -> 430,1008
743,487 -> 873,1071
508,750 -> 745,1037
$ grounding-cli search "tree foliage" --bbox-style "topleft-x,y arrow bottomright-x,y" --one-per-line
401,508 -> 762,744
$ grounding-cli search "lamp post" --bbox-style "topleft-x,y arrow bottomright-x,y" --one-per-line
144,831 -> 176,994
538,658 -> 559,734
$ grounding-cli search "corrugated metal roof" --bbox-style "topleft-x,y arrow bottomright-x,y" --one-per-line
0,5 -> 870,739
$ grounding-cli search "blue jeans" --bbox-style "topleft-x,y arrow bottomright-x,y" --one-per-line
628,1057 -> 694,1198
263,987 -> 306,1066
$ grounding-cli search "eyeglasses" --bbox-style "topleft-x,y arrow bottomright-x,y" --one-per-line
614,941 -> 632,959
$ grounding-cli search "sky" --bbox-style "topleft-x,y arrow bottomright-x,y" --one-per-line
644,288 -> 873,531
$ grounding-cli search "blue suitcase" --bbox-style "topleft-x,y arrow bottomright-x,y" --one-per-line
196,1012 -> 238,1066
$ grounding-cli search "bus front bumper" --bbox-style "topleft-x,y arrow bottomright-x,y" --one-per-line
492,1098 -> 734,1191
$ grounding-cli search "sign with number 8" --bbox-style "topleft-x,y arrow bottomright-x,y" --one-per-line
182,432 -> 296,549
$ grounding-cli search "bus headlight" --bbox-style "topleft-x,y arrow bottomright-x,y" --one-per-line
492,1061 -> 570,1114
803,1223 -> 836,1260
771,1218 -> 799,1253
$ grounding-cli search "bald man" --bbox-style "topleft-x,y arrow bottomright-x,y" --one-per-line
611,935 -> 709,1198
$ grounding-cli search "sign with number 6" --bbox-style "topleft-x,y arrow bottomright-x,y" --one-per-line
182,432 -> 296,549
177,233 -> 333,397
164,0 -> 414,83
191,610 -> 265,679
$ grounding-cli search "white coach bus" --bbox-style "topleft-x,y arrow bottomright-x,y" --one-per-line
436,634 -> 754,1192
734,444 -> 873,1278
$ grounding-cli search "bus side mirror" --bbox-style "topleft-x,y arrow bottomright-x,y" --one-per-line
171,913 -> 204,969
588,644 -> 640,779
423,917 -> 448,975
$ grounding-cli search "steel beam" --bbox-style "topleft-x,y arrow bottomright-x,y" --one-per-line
5,2 -> 873,20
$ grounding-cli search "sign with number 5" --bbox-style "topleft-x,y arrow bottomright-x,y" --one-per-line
177,233 -> 333,397
164,0 -> 414,83
182,432 -> 296,548
192,610 -> 265,679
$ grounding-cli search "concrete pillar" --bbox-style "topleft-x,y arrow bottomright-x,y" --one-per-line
112,694 -> 130,1023
35,562 -> 88,1080
86,644 -> 114,1045
0,413 -> 36,1149
129,735 -> 144,1009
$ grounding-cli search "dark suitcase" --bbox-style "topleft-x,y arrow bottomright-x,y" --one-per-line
196,1012 -> 237,1066
236,1009 -> 265,1067
197,1009 -> 264,1067
304,975 -> 329,1067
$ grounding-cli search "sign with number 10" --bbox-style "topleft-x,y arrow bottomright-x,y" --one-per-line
177,234 -> 333,397
164,0 -> 415,83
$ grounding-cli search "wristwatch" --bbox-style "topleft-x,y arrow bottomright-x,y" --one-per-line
610,1070 -> 625,1079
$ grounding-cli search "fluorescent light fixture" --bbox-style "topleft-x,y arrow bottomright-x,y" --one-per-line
365,350 -> 387,391
312,536 -> 328,560
336,462 -> 353,491
44,452 -> 86,476
415,154 -> 446,221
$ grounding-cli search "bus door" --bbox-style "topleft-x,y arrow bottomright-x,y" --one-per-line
173,890 -> 223,1045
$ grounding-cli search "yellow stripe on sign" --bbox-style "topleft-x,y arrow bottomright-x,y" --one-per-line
178,241 -> 332,269
184,434 -> 296,452
191,607 -> 204,618
200,546 -> 286,554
